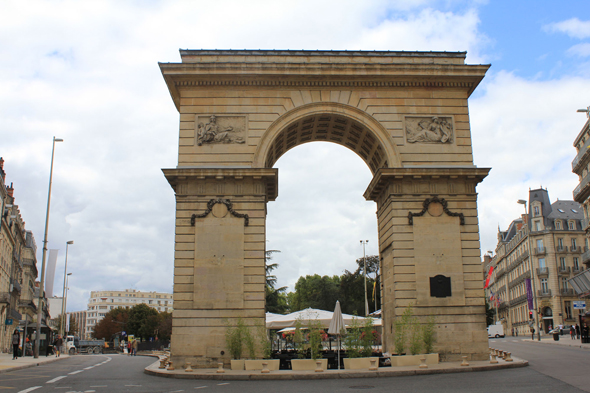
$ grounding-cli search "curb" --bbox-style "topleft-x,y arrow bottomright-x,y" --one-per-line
0,355 -> 69,374
524,338 -> 590,350
144,358 -> 528,380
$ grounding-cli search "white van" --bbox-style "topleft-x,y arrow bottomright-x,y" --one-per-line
487,324 -> 505,338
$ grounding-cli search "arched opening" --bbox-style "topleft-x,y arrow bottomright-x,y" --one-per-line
542,307 -> 554,333
263,113 -> 389,173
266,141 -> 378,302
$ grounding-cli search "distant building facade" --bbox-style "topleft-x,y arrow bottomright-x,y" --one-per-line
85,289 -> 173,339
484,188 -> 585,335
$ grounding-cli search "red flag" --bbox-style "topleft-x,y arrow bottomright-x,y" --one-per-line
484,266 -> 494,289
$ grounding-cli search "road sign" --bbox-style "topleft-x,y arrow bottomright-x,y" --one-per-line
573,301 -> 586,310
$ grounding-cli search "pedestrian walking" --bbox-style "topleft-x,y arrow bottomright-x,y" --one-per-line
531,327 -> 535,340
570,326 -> 575,339
12,330 -> 20,360
132,339 -> 138,356
54,335 -> 63,357
576,324 -> 581,339
127,340 -> 131,356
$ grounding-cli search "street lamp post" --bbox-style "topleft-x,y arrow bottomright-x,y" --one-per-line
62,273 -> 72,336
60,241 -> 73,338
360,240 -> 369,316
35,136 -> 64,358
518,199 -> 541,341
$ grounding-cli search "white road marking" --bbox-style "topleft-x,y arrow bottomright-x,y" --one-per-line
194,387 -> 208,389
90,386 -> 108,387
84,366 -> 94,370
17,387 -> 42,393
47,376 -> 67,383
125,385 -> 142,387
84,390 -> 96,392
69,370 -> 84,374
217,383 -> 230,386
169,390 -> 184,393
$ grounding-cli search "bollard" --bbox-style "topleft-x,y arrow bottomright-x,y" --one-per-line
167,360 -> 175,371
159,358 -> 167,369
500,350 -> 506,359
185,361 -> 193,372
315,360 -> 324,373
504,352 -> 513,362
460,356 -> 469,367
419,357 -> 428,369
490,353 -> 498,364
369,358 -> 378,371
261,361 -> 270,374
217,362 -> 225,373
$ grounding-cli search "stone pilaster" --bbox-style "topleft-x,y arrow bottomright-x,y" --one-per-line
163,168 -> 277,368
365,167 -> 490,361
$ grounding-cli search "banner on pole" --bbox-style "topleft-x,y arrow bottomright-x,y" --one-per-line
525,278 -> 534,310
46,249 -> 59,298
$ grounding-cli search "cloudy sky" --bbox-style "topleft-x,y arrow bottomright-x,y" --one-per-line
2,0 -> 590,313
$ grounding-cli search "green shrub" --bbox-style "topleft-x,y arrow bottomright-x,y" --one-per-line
293,317 -> 305,359
423,315 -> 436,354
343,316 -> 363,358
307,319 -> 324,360
225,318 -> 247,360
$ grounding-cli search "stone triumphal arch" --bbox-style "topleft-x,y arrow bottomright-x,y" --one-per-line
161,50 -> 491,367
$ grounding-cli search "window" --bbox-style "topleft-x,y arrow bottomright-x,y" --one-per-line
534,221 -> 541,231
539,258 -> 546,268
556,221 -> 562,230
574,257 -> 580,269
534,206 -> 540,216
560,257 -> 566,269
562,277 -> 569,290
572,238 -> 578,249
569,221 -> 576,230
558,238 -> 564,248
541,278 -> 549,292
565,301 -> 573,320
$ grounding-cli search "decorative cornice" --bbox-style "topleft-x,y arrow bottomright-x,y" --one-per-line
174,80 -> 474,88
408,195 -> 465,225
191,198 -> 249,227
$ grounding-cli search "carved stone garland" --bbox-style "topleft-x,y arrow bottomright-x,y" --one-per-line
190,198 -> 249,226
407,196 -> 465,225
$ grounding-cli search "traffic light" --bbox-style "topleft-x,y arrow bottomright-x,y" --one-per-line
529,310 -> 533,319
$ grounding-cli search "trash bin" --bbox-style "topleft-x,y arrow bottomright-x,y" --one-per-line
553,333 -> 560,341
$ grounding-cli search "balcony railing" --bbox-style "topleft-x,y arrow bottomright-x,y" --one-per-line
538,289 -> 552,297
572,141 -> 590,172
558,266 -> 571,275
573,266 -> 583,274
18,300 -> 36,312
573,172 -> 590,203
10,278 -> 21,294
496,267 -> 506,279
537,267 -> 549,276
560,288 -> 575,296
556,246 -> 568,253
534,247 -> 547,255
509,294 -> 528,306
571,246 -> 582,253
9,309 -> 21,321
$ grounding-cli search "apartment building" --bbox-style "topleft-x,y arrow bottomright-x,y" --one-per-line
85,289 -> 173,338
485,188 -> 585,335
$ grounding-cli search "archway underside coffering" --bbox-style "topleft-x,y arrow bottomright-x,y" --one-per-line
264,113 -> 389,174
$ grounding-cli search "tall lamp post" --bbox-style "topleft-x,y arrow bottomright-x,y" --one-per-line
62,273 -> 72,336
360,240 -> 369,316
35,136 -> 64,358
518,199 -> 541,341
60,241 -> 73,338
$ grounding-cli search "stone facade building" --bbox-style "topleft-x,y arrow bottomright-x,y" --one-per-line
0,158 -> 47,352
485,188 -> 585,335
85,289 -> 173,338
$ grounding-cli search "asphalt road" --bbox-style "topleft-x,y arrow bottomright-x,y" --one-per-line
1,341 -> 588,393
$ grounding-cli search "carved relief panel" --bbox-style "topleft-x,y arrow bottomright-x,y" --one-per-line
195,115 -> 247,146
404,116 -> 454,144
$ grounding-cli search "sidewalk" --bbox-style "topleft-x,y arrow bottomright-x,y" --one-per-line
523,335 -> 590,349
0,352 -> 69,373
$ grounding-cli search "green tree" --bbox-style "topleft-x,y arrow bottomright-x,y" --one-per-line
157,311 -> 172,341
127,304 -> 159,340
290,274 -> 341,312
265,250 -> 288,313
93,307 -> 129,340
485,301 -> 495,326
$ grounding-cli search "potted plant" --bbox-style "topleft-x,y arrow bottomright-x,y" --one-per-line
390,306 -> 439,367
342,317 -> 379,370
291,319 -> 328,371
225,318 -> 247,370
243,320 -> 280,371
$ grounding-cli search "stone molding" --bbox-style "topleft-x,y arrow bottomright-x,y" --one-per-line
407,195 -> 465,225
190,198 -> 249,226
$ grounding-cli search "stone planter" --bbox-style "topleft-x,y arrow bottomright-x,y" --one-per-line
390,353 -> 439,367
244,359 -> 280,371
230,359 -> 245,370
291,358 -> 328,371
343,357 -> 380,370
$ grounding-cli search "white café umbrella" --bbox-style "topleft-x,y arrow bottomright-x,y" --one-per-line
328,300 -> 345,370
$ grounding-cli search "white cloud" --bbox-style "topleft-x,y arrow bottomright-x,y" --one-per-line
544,17 -> 590,39
567,43 -> 590,57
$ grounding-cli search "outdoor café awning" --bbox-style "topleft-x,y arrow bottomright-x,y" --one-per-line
266,307 -> 381,330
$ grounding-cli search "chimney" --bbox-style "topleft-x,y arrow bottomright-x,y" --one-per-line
7,182 -> 14,198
